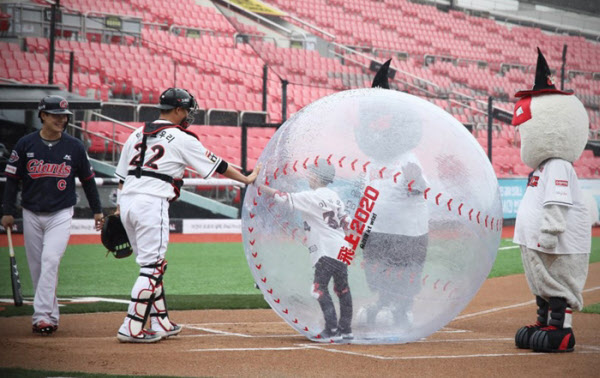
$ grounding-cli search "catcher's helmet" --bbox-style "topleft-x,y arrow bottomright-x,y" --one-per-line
38,95 -> 73,116
156,88 -> 196,110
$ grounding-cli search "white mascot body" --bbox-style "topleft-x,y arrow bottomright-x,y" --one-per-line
512,48 -> 591,353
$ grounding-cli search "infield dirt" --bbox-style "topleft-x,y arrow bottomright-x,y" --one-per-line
0,263 -> 598,377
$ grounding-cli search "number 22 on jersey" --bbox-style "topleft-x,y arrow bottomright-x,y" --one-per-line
129,143 -> 165,169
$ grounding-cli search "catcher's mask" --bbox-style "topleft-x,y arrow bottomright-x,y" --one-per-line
38,95 -> 73,128
156,87 -> 198,128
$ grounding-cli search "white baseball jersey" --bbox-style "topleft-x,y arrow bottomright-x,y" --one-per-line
115,121 -> 221,201
514,158 -> 590,254
368,153 -> 429,236
275,187 -> 349,267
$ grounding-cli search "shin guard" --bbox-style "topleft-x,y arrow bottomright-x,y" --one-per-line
125,260 -> 166,337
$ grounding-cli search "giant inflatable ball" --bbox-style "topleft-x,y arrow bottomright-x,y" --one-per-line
242,88 -> 502,344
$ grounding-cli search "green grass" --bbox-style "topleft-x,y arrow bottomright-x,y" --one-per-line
1,237 -> 598,317
582,302 -> 600,314
489,237 -> 600,278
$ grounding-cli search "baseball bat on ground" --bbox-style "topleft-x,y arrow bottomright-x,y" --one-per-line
6,228 -> 23,307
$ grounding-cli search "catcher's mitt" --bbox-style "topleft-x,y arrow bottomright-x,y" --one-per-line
101,214 -> 133,259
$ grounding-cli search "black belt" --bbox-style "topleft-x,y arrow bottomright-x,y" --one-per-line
127,169 -> 174,184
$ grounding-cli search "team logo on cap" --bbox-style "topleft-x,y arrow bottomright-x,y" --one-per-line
60,100 -> 69,109
9,150 -> 19,163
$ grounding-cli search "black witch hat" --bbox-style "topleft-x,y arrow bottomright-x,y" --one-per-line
371,59 -> 392,89
514,47 -> 574,98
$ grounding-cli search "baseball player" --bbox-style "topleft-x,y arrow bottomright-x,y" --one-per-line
1,95 -> 104,335
114,88 -> 260,343
263,160 -> 353,342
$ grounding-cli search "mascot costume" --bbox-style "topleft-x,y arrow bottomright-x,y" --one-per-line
511,48 -> 591,353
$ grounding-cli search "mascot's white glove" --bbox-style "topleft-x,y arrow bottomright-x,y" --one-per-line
538,232 -> 558,249
538,204 -> 568,250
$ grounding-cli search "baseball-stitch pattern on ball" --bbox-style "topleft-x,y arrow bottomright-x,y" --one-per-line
246,153 -> 498,341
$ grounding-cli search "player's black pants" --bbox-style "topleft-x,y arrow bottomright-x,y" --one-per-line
362,232 -> 428,321
313,256 -> 353,333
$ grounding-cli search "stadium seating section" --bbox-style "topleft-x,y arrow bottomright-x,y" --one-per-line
2,0 -> 599,178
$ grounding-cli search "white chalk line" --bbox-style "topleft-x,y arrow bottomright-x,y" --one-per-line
188,346 -> 311,352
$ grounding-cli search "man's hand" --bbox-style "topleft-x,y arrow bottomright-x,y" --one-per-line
94,213 -> 104,231
538,232 -> 558,249
1,215 -> 14,230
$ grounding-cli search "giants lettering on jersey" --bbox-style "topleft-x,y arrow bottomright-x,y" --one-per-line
27,159 -> 71,179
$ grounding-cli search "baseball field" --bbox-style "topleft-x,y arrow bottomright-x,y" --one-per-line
1,228 -> 599,377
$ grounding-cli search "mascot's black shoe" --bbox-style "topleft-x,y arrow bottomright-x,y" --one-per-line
530,326 -> 575,353
515,321 -> 545,349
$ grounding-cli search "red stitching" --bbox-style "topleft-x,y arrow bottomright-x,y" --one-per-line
327,154 -> 332,165
393,172 -> 401,183
379,167 -> 386,178
443,281 -> 451,291
274,168 -> 279,180
458,203 -> 463,215
362,161 -> 370,172
283,308 -> 288,314
351,159 -> 358,171
274,298 -> 280,303
408,180 -> 415,192
424,187 -> 430,199
485,215 -> 489,228
249,239 -> 255,246
314,155 -> 320,166
338,156 -> 345,168
261,277 -> 267,283
267,288 -> 273,294
435,193 -> 442,205
476,211 -> 481,224
469,209 -> 473,220
303,158 -> 309,170
248,227 -> 254,233
283,163 -> 288,175
252,252 -> 257,258
249,212 -> 255,219
293,161 -> 298,172
256,264 -> 262,269
447,198 -> 453,211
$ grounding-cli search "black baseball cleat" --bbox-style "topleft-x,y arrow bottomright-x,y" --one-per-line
530,326 -> 575,353
32,321 -> 56,336
515,321 -> 545,349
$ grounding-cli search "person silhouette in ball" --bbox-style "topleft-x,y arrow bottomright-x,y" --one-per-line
261,159 -> 353,342
355,59 -> 429,328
